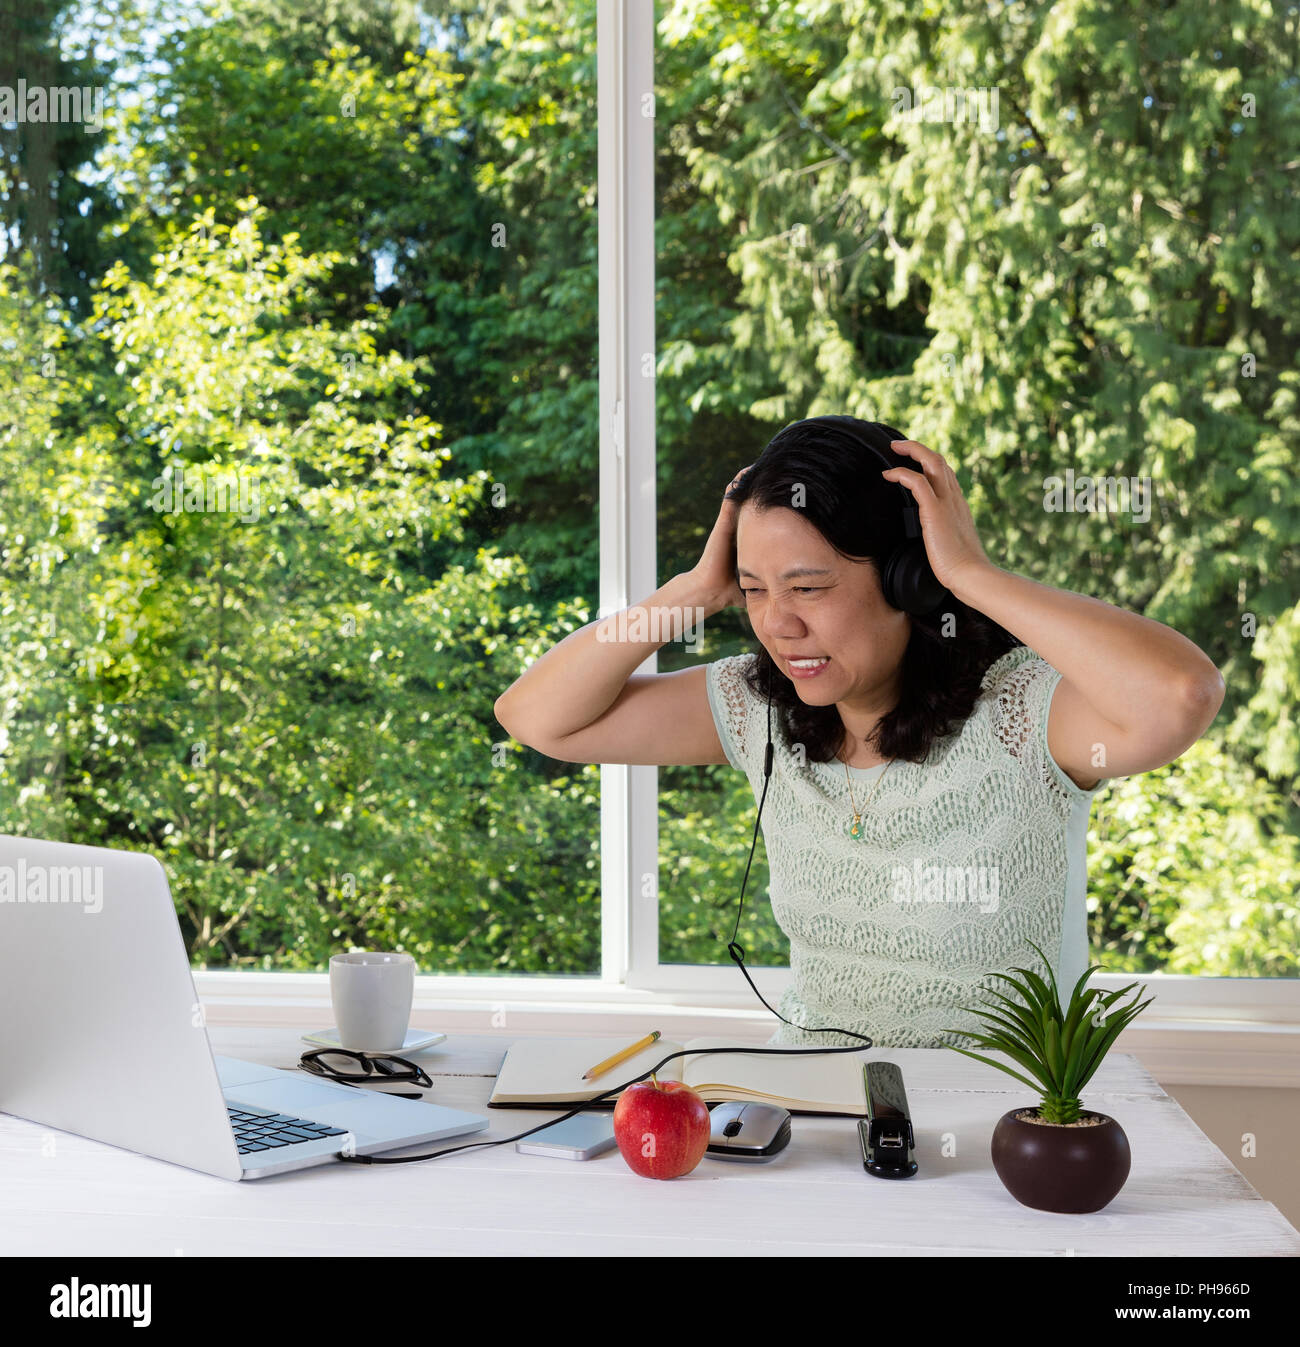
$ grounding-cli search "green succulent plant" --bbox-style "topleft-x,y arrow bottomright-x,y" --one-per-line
941,939 -> 1155,1125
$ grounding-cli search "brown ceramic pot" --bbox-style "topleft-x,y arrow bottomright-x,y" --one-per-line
991,1107 -> 1131,1213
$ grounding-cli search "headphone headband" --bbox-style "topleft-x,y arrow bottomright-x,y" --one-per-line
785,416 -> 947,615
844,434 -> 925,542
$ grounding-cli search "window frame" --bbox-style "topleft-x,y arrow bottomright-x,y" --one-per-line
193,0 -> 1299,1090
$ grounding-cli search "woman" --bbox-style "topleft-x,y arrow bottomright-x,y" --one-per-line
494,416 -> 1225,1048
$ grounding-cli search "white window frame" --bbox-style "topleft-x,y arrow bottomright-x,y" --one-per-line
193,0 -> 1300,1090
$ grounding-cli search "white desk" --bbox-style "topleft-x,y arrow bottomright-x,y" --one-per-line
3,1027 -> 1298,1256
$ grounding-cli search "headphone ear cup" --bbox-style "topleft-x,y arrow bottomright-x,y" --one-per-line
883,541 -> 949,615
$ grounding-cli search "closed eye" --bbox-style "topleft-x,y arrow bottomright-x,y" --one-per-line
740,587 -> 823,595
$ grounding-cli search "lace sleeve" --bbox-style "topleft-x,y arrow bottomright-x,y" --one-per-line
704,654 -> 765,778
986,649 -> 1101,801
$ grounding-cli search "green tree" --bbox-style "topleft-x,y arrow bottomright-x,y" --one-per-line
0,0 -> 122,308
0,204 -> 601,970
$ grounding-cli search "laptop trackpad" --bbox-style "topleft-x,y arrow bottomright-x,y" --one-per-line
229,1076 -> 436,1136
214,1055 -> 286,1089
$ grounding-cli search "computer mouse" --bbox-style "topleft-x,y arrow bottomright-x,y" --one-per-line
705,1101 -> 792,1162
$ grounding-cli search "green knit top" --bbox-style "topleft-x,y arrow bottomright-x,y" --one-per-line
704,645 -> 1105,1049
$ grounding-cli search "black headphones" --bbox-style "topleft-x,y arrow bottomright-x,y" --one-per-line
873,462 -> 949,616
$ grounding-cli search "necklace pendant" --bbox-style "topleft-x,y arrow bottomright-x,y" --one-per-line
849,815 -> 864,840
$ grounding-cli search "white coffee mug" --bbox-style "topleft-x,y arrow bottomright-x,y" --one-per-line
329,951 -> 416,1052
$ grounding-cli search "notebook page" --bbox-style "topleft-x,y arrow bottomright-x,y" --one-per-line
490,1037 -> 685,1104
682,1038 -> 871,1113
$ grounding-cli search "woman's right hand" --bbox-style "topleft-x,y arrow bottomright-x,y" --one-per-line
682,465 -> 754,614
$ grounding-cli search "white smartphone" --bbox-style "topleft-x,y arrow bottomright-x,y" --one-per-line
515,1112 -> 619,1160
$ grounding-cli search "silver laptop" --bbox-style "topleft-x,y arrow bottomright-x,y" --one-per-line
0,833 -> 489,1180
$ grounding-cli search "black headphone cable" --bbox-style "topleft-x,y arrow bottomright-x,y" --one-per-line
341,647 -> 874,1165
724,656 -> 875,1046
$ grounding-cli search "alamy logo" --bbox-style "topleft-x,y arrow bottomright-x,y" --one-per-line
0,81 -> 105,132
596,604 -> 704,654
1042,469 -> 1152,523
890,861 -> 1000,913
0,861 -> 103,913
49,1278 -> 151,1327
149,465 -> 261,522
890,85 -> 1000,133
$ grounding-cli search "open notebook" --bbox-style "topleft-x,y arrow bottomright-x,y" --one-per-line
489,1036 -> 873,1116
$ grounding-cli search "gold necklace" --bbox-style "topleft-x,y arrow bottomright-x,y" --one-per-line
844,753 -> 892,841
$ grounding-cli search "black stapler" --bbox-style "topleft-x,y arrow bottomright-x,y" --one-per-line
858,1061 -> 918,1178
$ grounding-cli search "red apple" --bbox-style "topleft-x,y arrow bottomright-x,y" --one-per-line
613,1076 -> 711,1179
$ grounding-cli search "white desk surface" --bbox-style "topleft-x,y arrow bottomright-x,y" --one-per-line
3,1027 -> 1298,1257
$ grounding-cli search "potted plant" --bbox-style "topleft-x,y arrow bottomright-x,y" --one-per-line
943,939 -> 1154,1213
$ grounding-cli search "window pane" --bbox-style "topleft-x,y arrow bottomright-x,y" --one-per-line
652,0 -> 783,971
651,4 -> 1298,983
0,2 -> 600,976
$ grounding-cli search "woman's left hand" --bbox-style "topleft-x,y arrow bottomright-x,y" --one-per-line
882,440 -> 995,596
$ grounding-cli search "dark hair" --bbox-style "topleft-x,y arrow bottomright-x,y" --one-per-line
725,415 -> 1020,765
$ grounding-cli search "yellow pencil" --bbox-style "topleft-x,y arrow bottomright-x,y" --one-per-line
583,1030 -> 661,1081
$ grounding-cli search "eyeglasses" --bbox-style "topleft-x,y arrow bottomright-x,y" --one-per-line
298,1048 -> 432,1095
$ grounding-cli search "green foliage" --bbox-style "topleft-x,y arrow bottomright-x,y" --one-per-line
0,0 -> 121,309
1,0 -> 1295,981
652,0 -> 1299,978
943,939 -> 1155,1124
1086,739 -> 1300,975
0,206 -> 601,970
1230,604 -> 1300,789
659,763 -> 785,966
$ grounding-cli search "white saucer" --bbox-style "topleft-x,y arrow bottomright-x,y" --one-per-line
301,1027 -> 447,1055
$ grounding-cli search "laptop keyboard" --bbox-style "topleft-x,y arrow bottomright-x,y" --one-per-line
227,1103 -> 348,1155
